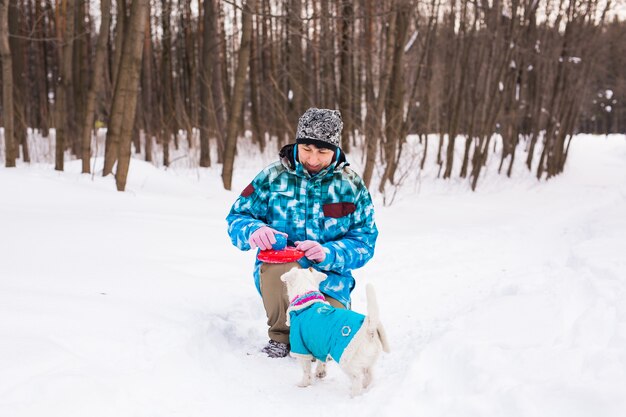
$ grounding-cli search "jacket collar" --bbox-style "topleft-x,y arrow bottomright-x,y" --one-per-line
279,144 -> 348,178
285,291 -> 329,325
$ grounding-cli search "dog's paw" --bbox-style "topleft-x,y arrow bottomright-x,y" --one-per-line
297,378 -> 312,388
350,385 -> 364,397
315,363 -> 327,379
350,375 -> 365,397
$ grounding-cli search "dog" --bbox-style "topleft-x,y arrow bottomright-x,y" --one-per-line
280,267 -> 390,396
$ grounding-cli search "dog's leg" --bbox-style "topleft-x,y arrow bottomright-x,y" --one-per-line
363,367 -> 373,389
349,372 -> 364,397
315,361 -> 327,379
297,358 -> 312,387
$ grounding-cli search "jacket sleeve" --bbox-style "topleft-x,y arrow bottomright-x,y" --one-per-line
226,169 -> 271,251
315,183 -> 378,274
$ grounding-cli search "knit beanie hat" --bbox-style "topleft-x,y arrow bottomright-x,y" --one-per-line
295,108 -> 343,151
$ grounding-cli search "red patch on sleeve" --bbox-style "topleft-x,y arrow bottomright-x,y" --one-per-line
241,183 -> 255,197
323,202 -> 356,218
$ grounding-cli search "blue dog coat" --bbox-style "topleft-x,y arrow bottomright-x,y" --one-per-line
287,291 -> 368,364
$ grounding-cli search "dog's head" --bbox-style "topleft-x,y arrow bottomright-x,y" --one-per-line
280,267 -> 327,300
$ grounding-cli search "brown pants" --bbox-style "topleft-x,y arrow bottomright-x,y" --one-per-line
260,262 -> 345,344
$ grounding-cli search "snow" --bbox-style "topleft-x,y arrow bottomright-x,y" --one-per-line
405,31 -> 419,53
1,134 -> 626,416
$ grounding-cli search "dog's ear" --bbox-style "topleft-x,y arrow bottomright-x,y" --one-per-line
280,266 -> 300,283
309,268 -> 327,285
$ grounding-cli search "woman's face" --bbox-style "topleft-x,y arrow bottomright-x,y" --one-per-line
297,144 -> 335,174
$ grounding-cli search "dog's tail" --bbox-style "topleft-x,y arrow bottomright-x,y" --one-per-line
365,283 -> 391,353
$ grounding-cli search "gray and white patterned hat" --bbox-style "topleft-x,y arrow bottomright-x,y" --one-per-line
296,108 -> 343,150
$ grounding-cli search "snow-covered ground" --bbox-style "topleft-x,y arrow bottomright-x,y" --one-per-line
1,134 -> 625,417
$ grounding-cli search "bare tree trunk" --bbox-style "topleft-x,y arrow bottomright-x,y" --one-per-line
319,0 -> 335,108
172,3 -> 190,150
249,15 -> 265,152
72,0 -> 88,157
103,1 -> 120,178
221,0 -> 256,190
160,0 -> 174,167
443,2 -> 471,179
287,0 -> 305,127
379,1 -> 411,193
363,0 -> 396,189
8,0 -> 27,162
524,7 -> 542,172
212,0 -> 226,161
103,0 -> 148,188
181,0 -> 197,134
199,0 -> 215,167
141,11 -> 154,163
339,0 -> 353,152
470,1 -> 513,190
361,0 -> 376,188
0,0 -> 15,167
259,0 -> 273,134
81,0 -> 111,174
220,3 -> 231,114
111,0 -> 125,89
113,0 -> 149,191
31,0 -> 50,137
266,0 -> 290,143
54,0 -> 76,171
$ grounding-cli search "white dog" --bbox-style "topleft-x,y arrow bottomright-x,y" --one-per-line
281,267 -> 390,396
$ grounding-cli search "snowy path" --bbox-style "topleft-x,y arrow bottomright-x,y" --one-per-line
1,135 -> 625,417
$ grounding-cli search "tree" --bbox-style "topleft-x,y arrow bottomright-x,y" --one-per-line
222,0 -> 257,190
54,0 -> 76,171
363,0 -> 396,189
103,0 -> 149,191
199,0 -> 219,167
81,0 -> 111,174
379,1 -> 411,192
0,0 -> 15,167
140,11 -> 155,163
287,0 -> 305,127
9,0 -> 28,162
339,0 -> 354,152
1,0 -> 621,192
319,0 -> 336,109
249,12 -> 266,151
160,0 -> 174,166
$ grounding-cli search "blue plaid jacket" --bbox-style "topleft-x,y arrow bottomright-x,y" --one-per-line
226,144 -> 378,308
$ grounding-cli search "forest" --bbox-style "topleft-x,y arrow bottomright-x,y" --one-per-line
0,0 -> 624,191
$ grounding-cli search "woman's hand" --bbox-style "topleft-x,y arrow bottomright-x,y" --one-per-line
249,226 -> 287,250
295,240 -> 326,263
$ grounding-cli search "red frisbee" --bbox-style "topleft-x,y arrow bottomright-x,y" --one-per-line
257,246 -> 305,264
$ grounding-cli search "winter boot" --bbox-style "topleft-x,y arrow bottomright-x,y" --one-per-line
261,340 -> 290,358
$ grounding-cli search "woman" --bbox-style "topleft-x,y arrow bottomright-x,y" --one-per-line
226,108 -> 378,358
